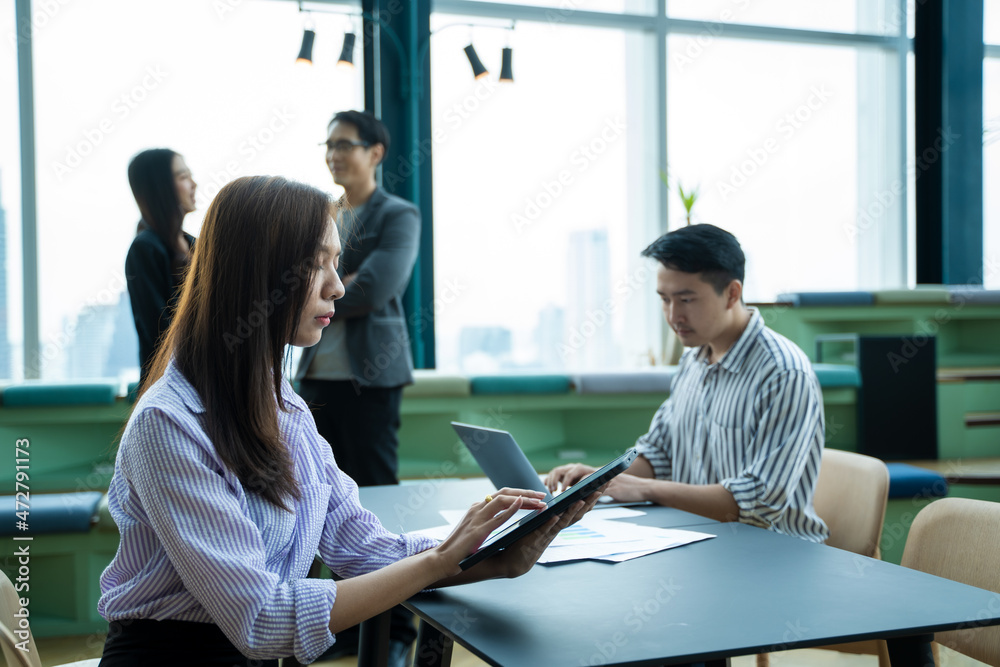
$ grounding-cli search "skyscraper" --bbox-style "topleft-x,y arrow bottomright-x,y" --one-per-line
66,302 -> 118,379
458,325 -> 512,372
565,229 -> 615,370
104,291 -> 140,378
534,303 -> 566,370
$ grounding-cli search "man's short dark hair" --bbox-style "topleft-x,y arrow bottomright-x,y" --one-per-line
329,110 -> 390,159
641,224 -> 746,295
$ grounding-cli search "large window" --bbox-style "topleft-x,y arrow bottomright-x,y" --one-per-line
1,6 -> 22,380
28,0 -> 362,380
988,61 -> 998,286
459,0 -> 656,13
430,15 -> 659,372
986,0 -> 1000,287
988,0 -> 1000,45
432,2 -> 908,371
666,36 -> 905,300
7,1 -> 992,380
667,0 -> 899,35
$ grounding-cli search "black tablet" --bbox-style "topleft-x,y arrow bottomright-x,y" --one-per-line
459,448 -> 639,570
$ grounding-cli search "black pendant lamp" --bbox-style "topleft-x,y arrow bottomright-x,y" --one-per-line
499,47 -> 514,82
338,32 -> 356,66
464,44 -> 489,80
296,29 -> 316,65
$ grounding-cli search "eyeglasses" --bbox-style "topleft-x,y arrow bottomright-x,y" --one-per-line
324,139 -> 371,154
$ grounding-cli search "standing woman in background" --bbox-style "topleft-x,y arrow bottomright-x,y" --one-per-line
124,148 -> 197,384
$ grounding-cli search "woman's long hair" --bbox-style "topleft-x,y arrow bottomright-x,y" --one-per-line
127,148 -> 189,270
142,176 -> 335,510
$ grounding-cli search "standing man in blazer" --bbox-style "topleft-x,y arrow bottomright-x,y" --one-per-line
296,110 -> 420,666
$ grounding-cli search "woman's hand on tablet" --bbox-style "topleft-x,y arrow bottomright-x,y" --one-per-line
496,489 -> 603,578
432,488 -> 547,579
330,488 -> 548,629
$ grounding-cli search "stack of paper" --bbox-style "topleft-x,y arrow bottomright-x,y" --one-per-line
411,506 -> 715,564
538,510 -> 715,564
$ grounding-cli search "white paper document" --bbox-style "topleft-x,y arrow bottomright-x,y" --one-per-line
586,506 -> 648,520
537,517 -> 715,564
410,507 -> 537,542
409,509 -> 714,564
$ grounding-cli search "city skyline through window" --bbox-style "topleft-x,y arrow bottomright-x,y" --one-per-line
1,1 -> 995,379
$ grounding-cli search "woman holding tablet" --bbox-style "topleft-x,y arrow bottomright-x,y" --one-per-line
97,175 -> 598,667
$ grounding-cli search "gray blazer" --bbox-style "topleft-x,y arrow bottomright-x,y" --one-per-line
295,187 -> 420,388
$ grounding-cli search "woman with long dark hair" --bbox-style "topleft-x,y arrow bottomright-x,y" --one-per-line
98,176 -> 598,666
124,148 -> 197,383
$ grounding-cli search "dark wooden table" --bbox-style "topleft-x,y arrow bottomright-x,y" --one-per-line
356,479 -> 999,666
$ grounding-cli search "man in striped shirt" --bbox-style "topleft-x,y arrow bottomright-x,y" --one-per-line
549,224 -> 829,542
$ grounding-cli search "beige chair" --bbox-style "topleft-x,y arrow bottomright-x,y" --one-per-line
900,497 -> 1000,665
758,448 -> 891,667
813,448 -> 890,559
1,568 -> 101,667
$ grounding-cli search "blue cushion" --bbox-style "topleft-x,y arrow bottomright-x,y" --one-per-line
470,375 -> 571,395
778,291 -> 875,307
3,382 -> 118,407
886,463 -> 949,499
1,492 -> 104,535
812,364 -> 862,389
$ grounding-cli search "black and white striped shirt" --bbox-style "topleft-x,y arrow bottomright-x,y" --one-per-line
635,308 -> 829,542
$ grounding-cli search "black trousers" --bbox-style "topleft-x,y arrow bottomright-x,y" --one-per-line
298,379 -> 415,648
299,379 -> 403,486
98,619 -> 280,667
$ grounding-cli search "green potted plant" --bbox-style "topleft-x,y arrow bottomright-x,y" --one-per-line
655,170 -> 700,365
659,170 -> 699,226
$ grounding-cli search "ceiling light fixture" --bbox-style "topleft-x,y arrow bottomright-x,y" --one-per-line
338,32 -> 356,66
464,44 -> 489,80
296,28 -> 316,65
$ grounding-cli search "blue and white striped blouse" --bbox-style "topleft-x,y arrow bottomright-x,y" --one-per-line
635,308 -> 830,542
98,361 -> 438,664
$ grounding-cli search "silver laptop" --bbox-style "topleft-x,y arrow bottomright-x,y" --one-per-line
452,422 -> 554,501
451,422 -> 645,507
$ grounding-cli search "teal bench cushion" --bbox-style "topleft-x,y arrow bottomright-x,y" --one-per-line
886,463 -> 949,499
1,491 -> 104,535
812,364 -> 862,389
3,382 -> 118,407
470,375 -> 571,395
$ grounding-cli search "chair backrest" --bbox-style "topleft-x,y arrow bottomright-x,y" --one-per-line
902,498 -> 1000,665
0,568 -> 40,667
812,448 -> 889,558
